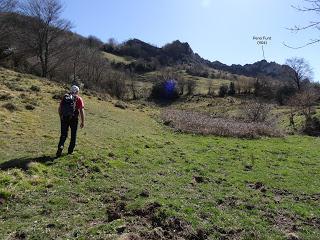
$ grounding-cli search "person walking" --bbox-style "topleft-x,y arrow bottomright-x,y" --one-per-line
56,85 -> 85,157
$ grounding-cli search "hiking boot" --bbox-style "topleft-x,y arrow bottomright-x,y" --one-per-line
68,150 -> 73,155
56,147 -> 63,158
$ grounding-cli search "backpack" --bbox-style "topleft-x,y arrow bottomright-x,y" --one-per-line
61,93 -> 78,119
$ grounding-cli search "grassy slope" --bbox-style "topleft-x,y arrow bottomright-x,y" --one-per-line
102,51 -> 235,96
103,52 -> 134,65
0,68 -> 320,239
139,70 -> 231,96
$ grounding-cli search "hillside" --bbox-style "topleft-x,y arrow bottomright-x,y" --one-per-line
0,68 -> 320,239
0,11 -> 293,97
104,39 -> 292,80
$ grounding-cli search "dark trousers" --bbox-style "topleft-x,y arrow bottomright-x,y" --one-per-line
58,117 -> 78,153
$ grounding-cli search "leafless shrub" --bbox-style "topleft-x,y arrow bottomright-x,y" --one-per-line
126,71 -> 140,100
241,101 -> 272,123
161,109 -> 283,139
106,72 -> 128,100
287,86 -> 320,133
234,77 -> 255,94
291,87 -> 319,121
177,78 -> 186,95
207,79 -> 215,96
218,84 -> 228,97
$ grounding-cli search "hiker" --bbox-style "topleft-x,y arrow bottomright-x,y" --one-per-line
56,85 -> 85,157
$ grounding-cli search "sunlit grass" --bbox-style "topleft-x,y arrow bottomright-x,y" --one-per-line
0,68 -> 319,239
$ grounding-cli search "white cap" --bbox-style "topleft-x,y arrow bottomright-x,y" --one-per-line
70,85 -> 80,94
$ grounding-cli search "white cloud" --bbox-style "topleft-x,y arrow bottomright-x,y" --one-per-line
201,0 -> 212,8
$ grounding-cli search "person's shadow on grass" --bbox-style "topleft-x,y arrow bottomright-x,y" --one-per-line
0,155 -> 57,171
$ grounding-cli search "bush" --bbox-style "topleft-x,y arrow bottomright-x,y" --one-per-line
186,79 -> 196,95
218,85 -> 228,97
2,102 -> 18,112
207,80 -> 215,96
241,101 -> 271,123
177,78 -> 186,95
107,78 -> 127,100
254,80 -> 274,99
150,80 -> 179,101
276,86 -> 296,105
128,60 -> 156,73
161,109 -> 282,138
30,85 -> 40,92
25,104 -> 36,110
228,82 -> 236,96
304,117 -> 320,136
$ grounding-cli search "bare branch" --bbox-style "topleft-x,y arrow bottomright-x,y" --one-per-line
286,0 -> 320,48
283,39 -> 320,49
285,57 -> 313,90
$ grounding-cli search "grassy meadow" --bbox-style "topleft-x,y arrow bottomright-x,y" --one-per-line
0,68 -> 320,239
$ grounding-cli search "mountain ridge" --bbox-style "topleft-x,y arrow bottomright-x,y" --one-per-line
104,38 -> 292,80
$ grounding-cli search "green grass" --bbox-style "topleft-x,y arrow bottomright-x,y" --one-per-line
0,68 -> 320,239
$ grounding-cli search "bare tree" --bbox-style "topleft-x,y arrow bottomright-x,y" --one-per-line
285,0 -> 320,48
285,57 -> 313,90
54,38 -> 87,83
79,47 -> 108,87
18,0 -> 71,77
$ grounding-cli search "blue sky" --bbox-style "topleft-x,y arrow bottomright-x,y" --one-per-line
62,0 -> 320,80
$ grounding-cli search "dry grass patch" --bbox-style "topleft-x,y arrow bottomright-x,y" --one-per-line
161,109 -> 283,138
